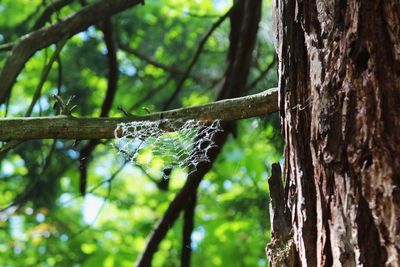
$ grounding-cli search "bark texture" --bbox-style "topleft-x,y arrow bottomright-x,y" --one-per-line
270,0 -> 400,266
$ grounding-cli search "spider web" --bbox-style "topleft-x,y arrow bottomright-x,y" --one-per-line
113,119 -> 223,177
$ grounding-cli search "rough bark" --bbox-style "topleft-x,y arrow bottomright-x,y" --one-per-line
270,0 -> 400,266
267,163 -> 297,266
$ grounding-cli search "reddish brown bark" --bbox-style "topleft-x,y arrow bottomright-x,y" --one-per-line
269,0 -> 400,266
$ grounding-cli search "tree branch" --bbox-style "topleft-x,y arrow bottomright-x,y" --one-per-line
0,38 -> 67,161
134,2 -> 262,265
0,88 -> 277,141
118,43 -> 213,86
134,127 -> 231,267
79,18 -> 119,195
0,42 -> 15,52
181,193 -> 197,267
162,4 -> 234,110
0,141 -> 57,217
0,0 -> 143,105
33,0 -> 75,30
26,37 -> 68,116
248,57 -> 276,91
128,75 -> 173,112
0,0 -> 74,53
118,43 -> 186,76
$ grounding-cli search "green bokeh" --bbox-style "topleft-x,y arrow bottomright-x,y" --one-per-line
0,0 -> 281,266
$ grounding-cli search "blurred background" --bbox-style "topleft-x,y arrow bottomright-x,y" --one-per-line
0,0 -> 282,266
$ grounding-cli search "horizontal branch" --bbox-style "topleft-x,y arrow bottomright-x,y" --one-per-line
0,88 -> 278,141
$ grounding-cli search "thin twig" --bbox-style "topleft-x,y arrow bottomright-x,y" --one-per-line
247,57 -> 276,92
162,5 -> 235,110
33,0 -> 75,30
79,18 -> 119,195
119,44 -> 186,77
56,55 -> 63,94
67,161 -> 125,240
25,37 -> 68,116
0,140 -> 57,218
0,43 -> 62,158
134,1 -> 262,265
128,76 -> 173,112
118,44 -> 212,85
180,192 -> 197,267
0,141 -> 23,159
60,161 -> 127,207
0,42 -> 15,52
0,0 -> 73,53
134,129 -> 230,267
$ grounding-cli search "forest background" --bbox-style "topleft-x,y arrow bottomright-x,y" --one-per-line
0,0 -> 281,266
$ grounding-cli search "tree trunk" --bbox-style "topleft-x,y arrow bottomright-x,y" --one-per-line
268,0 -> 400,266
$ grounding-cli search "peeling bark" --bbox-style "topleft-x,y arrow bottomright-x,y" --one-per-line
270,0 -> 400,266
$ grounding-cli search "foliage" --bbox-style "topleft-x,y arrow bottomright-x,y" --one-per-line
0,0 -> 281,266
